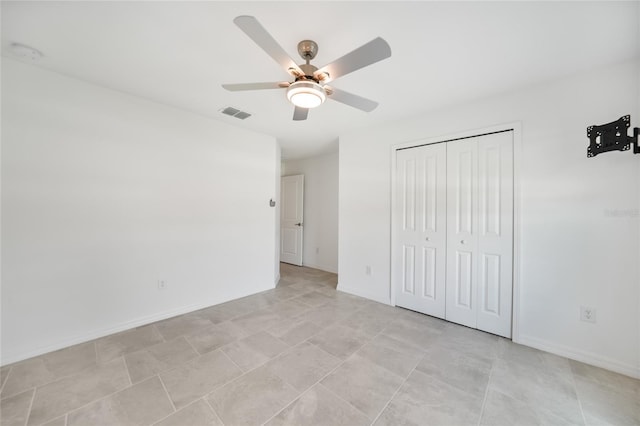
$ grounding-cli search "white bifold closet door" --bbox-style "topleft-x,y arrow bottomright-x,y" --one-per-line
446,132 -> 513,338
394,131 -> 513,338
394,142 -> 447,318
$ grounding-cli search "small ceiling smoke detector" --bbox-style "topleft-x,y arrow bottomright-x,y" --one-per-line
9,43 -> 43,61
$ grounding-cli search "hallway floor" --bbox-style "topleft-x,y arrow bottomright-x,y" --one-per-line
1,264 -> 638,425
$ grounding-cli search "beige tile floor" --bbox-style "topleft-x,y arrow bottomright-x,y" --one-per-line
1,263 -> 639,426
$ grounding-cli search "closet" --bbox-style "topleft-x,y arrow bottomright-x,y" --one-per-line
393,130 -> 514,338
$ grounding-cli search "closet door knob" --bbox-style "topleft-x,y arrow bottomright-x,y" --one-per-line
425,237 -> 430,241
460,240 -> 465,244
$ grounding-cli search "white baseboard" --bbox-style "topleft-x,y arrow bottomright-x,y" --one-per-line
336,283 -> 391,306
518,334 -> 640,379
274,273 -> 281,285
302,262 -> 338,274
2,286 -> 273,366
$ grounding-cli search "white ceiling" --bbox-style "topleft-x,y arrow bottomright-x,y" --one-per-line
2,1 -> 639,159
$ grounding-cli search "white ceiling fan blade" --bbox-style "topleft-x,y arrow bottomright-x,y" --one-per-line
292,106 -> 309,121
234,16 -> 303,77
222,82 -> 290,91
327,87 -> 379,112
314,37 -> 391,84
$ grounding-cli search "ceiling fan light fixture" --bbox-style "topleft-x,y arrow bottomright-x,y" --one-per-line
286,81 -> 326,109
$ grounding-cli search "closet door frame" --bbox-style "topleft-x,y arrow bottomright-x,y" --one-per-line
389,122 -> 523,343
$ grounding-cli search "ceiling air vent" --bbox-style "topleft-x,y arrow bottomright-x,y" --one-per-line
220,107 -> 252,120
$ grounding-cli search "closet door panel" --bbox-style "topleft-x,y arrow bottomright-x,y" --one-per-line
476,132 -> 513,338
445,139 -> 479,329
394,143 -> 446,318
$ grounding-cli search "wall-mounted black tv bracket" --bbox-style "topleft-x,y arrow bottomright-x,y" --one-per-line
587,115 -> 639,158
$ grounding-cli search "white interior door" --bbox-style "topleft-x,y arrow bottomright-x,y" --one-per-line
394,143 -> 447,318
280,175 -> 304,266
446,132 -> 513,337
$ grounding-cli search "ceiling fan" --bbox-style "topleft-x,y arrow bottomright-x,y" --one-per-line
222,16 -> 392,121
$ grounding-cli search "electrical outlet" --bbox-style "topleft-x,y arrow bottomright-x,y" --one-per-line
315,247 -> 319,254
158,280 -> 167,290
365,265 -> 372,276
580,306 -> 596,323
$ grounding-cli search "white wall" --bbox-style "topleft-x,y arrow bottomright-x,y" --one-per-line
339,59 -> 640,378
637,2 -> 640,374
1,59 -> 278,364
283,151 -> 339,273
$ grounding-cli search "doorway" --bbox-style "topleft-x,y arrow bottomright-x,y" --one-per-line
280,151 -> 339,274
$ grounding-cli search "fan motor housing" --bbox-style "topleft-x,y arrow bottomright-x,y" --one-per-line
298,63 -> 318,78
297,40 -> 318,60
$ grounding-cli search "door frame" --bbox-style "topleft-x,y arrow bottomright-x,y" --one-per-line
389,122 -> 523,343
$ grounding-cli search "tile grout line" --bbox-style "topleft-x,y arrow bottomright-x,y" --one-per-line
153,324 -> 167,343
476,357 -> 497,426
50,357 -> 133,426
5,342 -> 126,402
155,346 -> 245,412
3,352 -> 131,422
122,355 -> 133,387
0,366 -> 14,396
367,350 -> 426,426
259,345 -> 352,426
1,373 -> 82,401
156,374 -> 177,413
198,346 -> 283,422
258,390 -> 309,426
172,333 -> 290,412
218,347 -> 246,374
319,381 -> 373,420
569,365 -> 589,426
217,318 -> 329,382
483,371 -> 584,425
22,387 -> 37,426
261,324 -> 392,426
199,348 -> 266,405
203,397 -> 227,426
183,336 -> 203,357
358,313 -> 435,426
